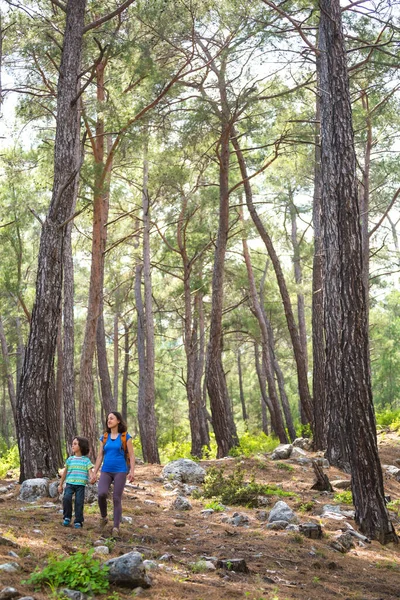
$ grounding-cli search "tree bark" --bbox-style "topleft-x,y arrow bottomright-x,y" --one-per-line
312,84 -> 326,450
237,350 -> 248,424
289,194 -> 308,425
240,208 -> 288,443
139,138 -> 160,463
121,321 -> 130,422
79,64 -> 113,456
205,117 -> 239,457
231,131 -> 313,427
319,0 -> 397,544
96,299 -> 114,415
16,0 -> 86,481
0,314 -> 16,424
113,312 -> 119,408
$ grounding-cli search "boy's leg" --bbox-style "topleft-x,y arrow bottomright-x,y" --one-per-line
98,472 -> 113,519
74,485 -> 85,525
63,484 -> 73,522
112,472 -> 127,529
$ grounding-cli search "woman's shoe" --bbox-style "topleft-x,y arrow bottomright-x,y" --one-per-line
99,517 -> 108,531
111,527 -> 120,538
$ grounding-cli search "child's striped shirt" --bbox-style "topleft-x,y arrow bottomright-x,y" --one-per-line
65,455 -> 93,486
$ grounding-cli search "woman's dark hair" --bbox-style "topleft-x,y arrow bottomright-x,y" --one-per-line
106,411 -> 127,434
74,436 -> 90,456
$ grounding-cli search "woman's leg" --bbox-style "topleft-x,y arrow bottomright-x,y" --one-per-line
98,472 -> 113,519
112,472 -> 127,528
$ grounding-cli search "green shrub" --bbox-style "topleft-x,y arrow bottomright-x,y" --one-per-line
334,490 -> 353,505
228,431 -> 277,457
375,409 -> 400,430
23,550 -> 109,595
199,466 -> 295,508
204,500 -> 225,511
0,445 -> 20,478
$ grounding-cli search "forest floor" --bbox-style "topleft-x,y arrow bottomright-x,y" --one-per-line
1,432 -> 400,600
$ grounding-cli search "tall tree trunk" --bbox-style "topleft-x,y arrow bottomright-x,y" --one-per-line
113,313 -> 119,408
205,118 -> 239,457
15,317 -> 24,399
79,65 -> 113,456
240,208 -> 287,443
237,350 -> 248,424
254,342 -> 276,436
16,0 -> 86,481
360,91 -> 372,312
312,84 -> 326,450
319,0 -> 397,544
289,194 -> 308,425
0,314 -> 16,424
63,212 -> 77,455
96,299 -> 114,415
121,321 -> 130,422
231,131 -> 313,426
195,289 -> 210,449
139,138 -> 159,463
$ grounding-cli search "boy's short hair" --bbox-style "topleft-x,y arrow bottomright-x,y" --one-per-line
75,436 -> 90,456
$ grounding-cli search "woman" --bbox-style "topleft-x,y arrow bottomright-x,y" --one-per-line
91,411 -> 135,537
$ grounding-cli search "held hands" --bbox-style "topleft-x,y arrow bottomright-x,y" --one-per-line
90,473 -> 98,485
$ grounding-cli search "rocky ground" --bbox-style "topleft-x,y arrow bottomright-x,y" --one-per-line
1,431 -> 400,600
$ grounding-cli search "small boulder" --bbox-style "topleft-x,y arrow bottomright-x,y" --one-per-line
292,438 -> 313,451
162,459 -> 205,484
271,444 -> 292,460
172,496 -> 192,511
105,551 -> 152,588
266,520 -> 288,530
19,478 -> 49,502
268,501 -> 297,524
0,588 -> 19,600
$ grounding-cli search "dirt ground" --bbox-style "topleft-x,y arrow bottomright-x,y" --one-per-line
1,432 -> 400,600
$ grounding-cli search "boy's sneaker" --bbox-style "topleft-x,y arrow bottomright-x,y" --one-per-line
74,522 -> 83,529
63,518 -> 71,527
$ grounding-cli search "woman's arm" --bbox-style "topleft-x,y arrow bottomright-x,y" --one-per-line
90,443 -> 104,484
126,438 -> 135,483
58,466 -> 67,492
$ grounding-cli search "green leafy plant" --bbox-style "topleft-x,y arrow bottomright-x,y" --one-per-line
204,500 -> 225,511
275,462 -> 294,472
387,499 -> 400,516
228,432 -> 277,457
199,466 -> 295,508
23,550 -> 109,595
0,444 -> 20,478
333,490 -> 353,505
189,560 -> 208,573
297,501 -> 315,513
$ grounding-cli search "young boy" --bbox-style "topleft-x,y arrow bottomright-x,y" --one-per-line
58,436 -> 94,529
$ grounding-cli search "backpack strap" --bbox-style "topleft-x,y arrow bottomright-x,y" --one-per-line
121,431 -> 127,453
102,432 -> 108,445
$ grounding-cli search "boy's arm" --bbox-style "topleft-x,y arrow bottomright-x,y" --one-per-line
58,466 -> 67,492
